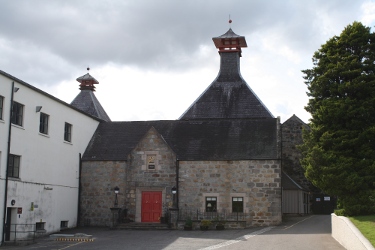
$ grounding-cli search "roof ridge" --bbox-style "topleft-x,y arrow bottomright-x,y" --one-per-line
179,53 -> 273,119
71,90 -> 111,121
89,91 -> 102,119
0,69 -> 103,121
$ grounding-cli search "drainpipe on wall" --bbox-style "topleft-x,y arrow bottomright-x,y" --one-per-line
176,159 -> 179,209
278,117 -> 283,215
77,153 -> 82,227
2,82 -> 15,245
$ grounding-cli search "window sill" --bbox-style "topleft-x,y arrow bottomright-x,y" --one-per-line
11,124 -> 25,130
39,133 -> 50,138
8,177 -> 21,181
0,119 -> 4,124
144,167 -> 162,171
63,141 -> 73,145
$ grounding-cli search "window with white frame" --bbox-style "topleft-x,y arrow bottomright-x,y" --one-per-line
205,197 -> 217,212
0,95 -> 4,120
232,197 -> 244,212
39,113 -> 49,134
64,122 -> 72,142
8,154 -> 20,178
11,101 -> 24,126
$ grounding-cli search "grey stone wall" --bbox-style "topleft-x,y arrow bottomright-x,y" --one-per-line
80,127 -> 283,227
178,160 -> 282,227
80,160 -> 126,226
80,127 -> 178,226
281,115 -> 316,191
126,127 -> 177,222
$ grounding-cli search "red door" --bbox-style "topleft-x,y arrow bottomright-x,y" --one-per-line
141,191 -> 162,222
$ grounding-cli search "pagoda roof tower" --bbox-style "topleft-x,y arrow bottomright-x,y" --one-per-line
179,27 -> 273,120
71,70 -> 111,122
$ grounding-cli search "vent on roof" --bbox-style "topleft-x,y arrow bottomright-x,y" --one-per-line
76,69 -> 99,91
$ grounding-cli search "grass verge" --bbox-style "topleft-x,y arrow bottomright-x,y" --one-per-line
349,215 -> 375,247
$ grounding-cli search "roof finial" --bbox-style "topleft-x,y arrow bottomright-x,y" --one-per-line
87,66 -> 90,72
229,15 -> 232,26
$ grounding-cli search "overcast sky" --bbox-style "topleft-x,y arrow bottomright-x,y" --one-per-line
1,0 -> 375,123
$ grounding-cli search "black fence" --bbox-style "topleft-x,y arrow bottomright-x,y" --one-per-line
5,224 -> 36,242
178,208 -> 250,221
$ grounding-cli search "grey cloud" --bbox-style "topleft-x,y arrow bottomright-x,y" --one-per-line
0,0 -> 368,86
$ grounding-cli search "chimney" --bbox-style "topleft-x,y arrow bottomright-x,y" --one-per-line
212,28 -> 248,82
76,68 -> 99,91
212,28 -> 247,57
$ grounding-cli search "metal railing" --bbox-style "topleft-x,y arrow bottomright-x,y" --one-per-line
5,224 -> 37,242
178,208 -> 250,221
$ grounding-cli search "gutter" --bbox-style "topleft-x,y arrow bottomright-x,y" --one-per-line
279,117 -> 283,215
77,153 -> 82,227
176,159 -> 179,209
2,82 -> 15,245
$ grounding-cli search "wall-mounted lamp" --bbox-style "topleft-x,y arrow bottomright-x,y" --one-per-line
171,186 -> 177,195
171,186 -> 177,208
114,186 -> 120,207
36,106 -> 42,112
14,87 -> 19,92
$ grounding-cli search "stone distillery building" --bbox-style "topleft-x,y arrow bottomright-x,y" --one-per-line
0,25 -> 325,243
78,28 -> 284,229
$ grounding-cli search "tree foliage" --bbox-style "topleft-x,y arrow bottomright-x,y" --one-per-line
301,22 -> 375,215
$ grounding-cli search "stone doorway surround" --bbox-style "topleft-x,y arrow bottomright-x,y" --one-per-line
135,187 -> 166,223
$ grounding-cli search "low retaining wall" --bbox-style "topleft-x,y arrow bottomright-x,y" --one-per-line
331,213 -> 374,250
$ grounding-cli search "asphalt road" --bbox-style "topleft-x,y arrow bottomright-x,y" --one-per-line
1,215 -> 344,250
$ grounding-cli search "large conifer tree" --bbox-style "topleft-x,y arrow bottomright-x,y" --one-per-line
301,21 -> 375,215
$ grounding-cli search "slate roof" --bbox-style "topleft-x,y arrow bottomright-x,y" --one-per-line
212,28 -> 247,48
282,171 -> 305,191
0,69 -> 103,122
77,73 -> 99,85
180,53 -> 273,120
71,90 -> 111,122
282,114 -> 308,127
82,118 -> 279,161
180,31 -> 273,120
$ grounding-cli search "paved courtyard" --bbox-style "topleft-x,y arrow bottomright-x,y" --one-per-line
1,215 -> 344,250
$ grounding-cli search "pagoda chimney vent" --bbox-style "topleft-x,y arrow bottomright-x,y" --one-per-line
76,68 -> 99,91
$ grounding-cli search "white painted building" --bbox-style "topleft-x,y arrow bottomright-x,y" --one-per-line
0,70 -> 104,244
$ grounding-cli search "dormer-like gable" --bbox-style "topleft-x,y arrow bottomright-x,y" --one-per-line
132,126 -> 176,171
